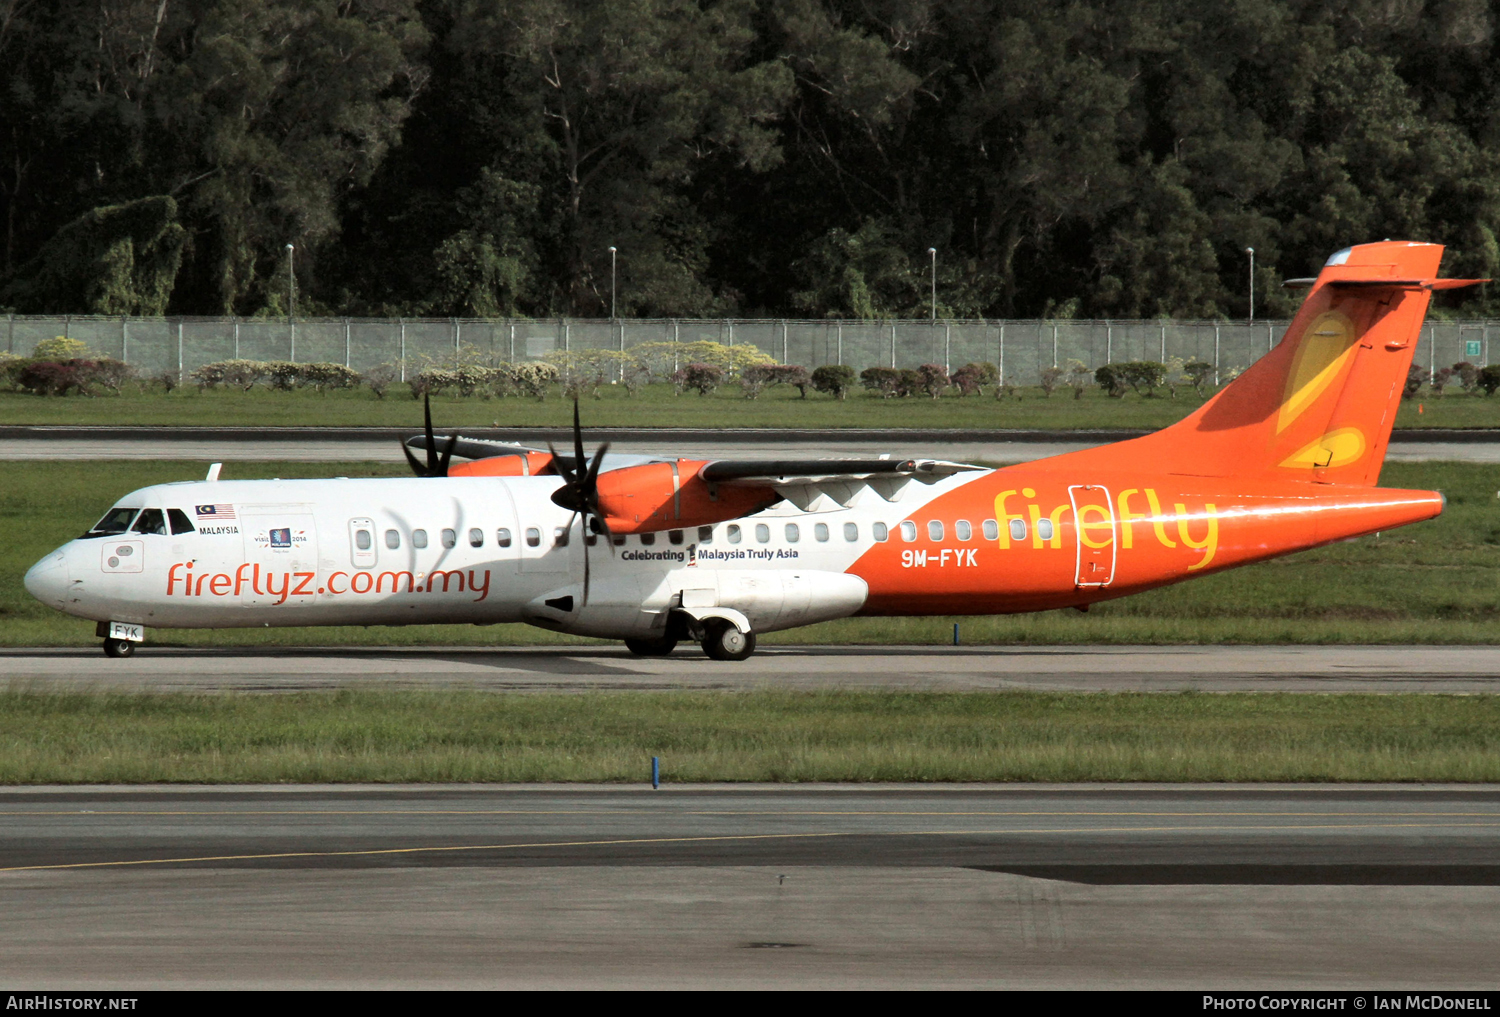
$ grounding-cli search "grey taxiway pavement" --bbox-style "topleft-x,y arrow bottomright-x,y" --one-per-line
2,784 -> 1499,988
7,643 -> 1500,693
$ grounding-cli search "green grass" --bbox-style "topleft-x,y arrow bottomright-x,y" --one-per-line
1,689 -> 1498,783
4,458 -> 1500,647
4,382 -> 1498,429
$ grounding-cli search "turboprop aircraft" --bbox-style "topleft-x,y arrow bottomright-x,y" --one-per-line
24,241 -> 1482,659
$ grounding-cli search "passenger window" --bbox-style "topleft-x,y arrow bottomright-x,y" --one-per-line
669,529 -> 684,545
525,527 -> 541,548
469,528 -> 484,548
355,529 -> 372,550
586,533 -> 598,546
844,522 -> 859,542
815,522 -> 829,542
131,509 -> 167,535
755,523 -> 770,543
982,519 -> 998,541
956,520 -> 972,541
785,523 -> 800,543
167,509 -> 196,535
1009,518 -> 1027,541
441,528 -> 456,548
412,529 -> 429,549
640,532 -> 655,546
613,534 -> 627,546
927,520 -> 944,541
496,528 -> 512,548
554,526 -> 569,547
900,521 -> 917,542
1037,518 -> 1054,541
386,529 -> 401,549
698,526 -> 713,544
873,522 -> 888,542
728,525 -> 742,544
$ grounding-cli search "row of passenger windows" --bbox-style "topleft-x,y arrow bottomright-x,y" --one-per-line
355,519 -> 1026,558
357,517 -> 1025,552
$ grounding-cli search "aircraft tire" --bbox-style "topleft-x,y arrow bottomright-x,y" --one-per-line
702,620 -> 755,662
624,636 -> 678,657
102,638 -> 135,659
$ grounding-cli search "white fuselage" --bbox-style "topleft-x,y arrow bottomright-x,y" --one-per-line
24,474 -> 969,639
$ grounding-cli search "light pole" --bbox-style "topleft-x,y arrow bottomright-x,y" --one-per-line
928,248 -> 937,322
285,243 -> 296,361
1245,246 -> 1255,324
608,246 -> 617,319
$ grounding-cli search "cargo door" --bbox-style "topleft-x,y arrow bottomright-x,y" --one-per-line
1068,485 -> 1117,588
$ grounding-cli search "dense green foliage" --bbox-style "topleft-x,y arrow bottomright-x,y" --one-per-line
3,1 -> 1499,320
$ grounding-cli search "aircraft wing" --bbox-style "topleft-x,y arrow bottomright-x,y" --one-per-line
701,457 -> 984,509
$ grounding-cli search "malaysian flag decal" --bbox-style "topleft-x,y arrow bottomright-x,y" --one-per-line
195,504 -> 236,520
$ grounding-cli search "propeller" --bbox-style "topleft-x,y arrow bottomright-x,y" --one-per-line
548,400 -> 612,605
402,393 -> 459,478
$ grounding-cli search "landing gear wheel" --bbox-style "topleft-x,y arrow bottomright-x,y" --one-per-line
701,620 -> 755,662
624,636 -> 678,657
102,638 -> 135,659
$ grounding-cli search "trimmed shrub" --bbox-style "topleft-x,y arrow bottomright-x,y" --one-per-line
299,362 -> 362,393
1479,365 -> 1500,396
1039,365 -> 1065,397
1094,364 -> 1128,398
364,364 -> 397,399
740,363 -> 774,399
860,366 -> 899,397
1453,361 -> 1481,393
31,336 -> 90,362
17,361 -> 84,396
673,362 -> 722,396
1403,365 -> 1428,399
915,363 -> 949,398
811,364 -> 856,400
1184,360 -> 1215,396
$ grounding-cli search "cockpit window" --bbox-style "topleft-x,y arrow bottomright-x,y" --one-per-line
86,507 -> 139,537
167,509 -> 196,535
131,509 -> 167,535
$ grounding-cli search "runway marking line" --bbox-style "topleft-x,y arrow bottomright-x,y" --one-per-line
4,822 -> 1500,873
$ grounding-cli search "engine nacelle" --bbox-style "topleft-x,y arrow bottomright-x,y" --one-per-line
594,461 -> 778,534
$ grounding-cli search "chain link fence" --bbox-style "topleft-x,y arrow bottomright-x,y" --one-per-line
6,315 -> 1496,385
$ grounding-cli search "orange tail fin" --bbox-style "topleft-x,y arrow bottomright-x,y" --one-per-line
1063,241 -> 1484,485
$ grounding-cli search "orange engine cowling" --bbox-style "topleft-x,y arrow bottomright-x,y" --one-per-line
448,451 -> 556,478
595,460 -> 778,534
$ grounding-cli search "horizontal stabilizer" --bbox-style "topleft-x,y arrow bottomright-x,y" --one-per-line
702,458 -> 982,485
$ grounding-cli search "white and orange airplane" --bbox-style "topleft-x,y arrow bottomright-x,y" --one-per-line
24,241 -> 1479,659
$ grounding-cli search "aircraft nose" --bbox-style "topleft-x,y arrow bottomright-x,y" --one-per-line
23,550 -> 70,607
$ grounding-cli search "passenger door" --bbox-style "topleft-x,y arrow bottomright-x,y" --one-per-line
1068,485 -> 1117,588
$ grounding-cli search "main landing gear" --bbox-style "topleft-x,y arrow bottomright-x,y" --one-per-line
102,638 -> 135,658
701,619 -> 756,662
623,616 -> 756,661
624,636 -> 678,657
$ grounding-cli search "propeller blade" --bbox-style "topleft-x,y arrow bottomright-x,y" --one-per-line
546,442 -> 577,486
401,441 -> 428,478
572,399 -> 586,474
423,393 -> 439,473
438,431 -> 458,477
579,515 -> 591,607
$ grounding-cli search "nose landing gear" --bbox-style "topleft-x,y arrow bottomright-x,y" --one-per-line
102,638 -> 135,658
